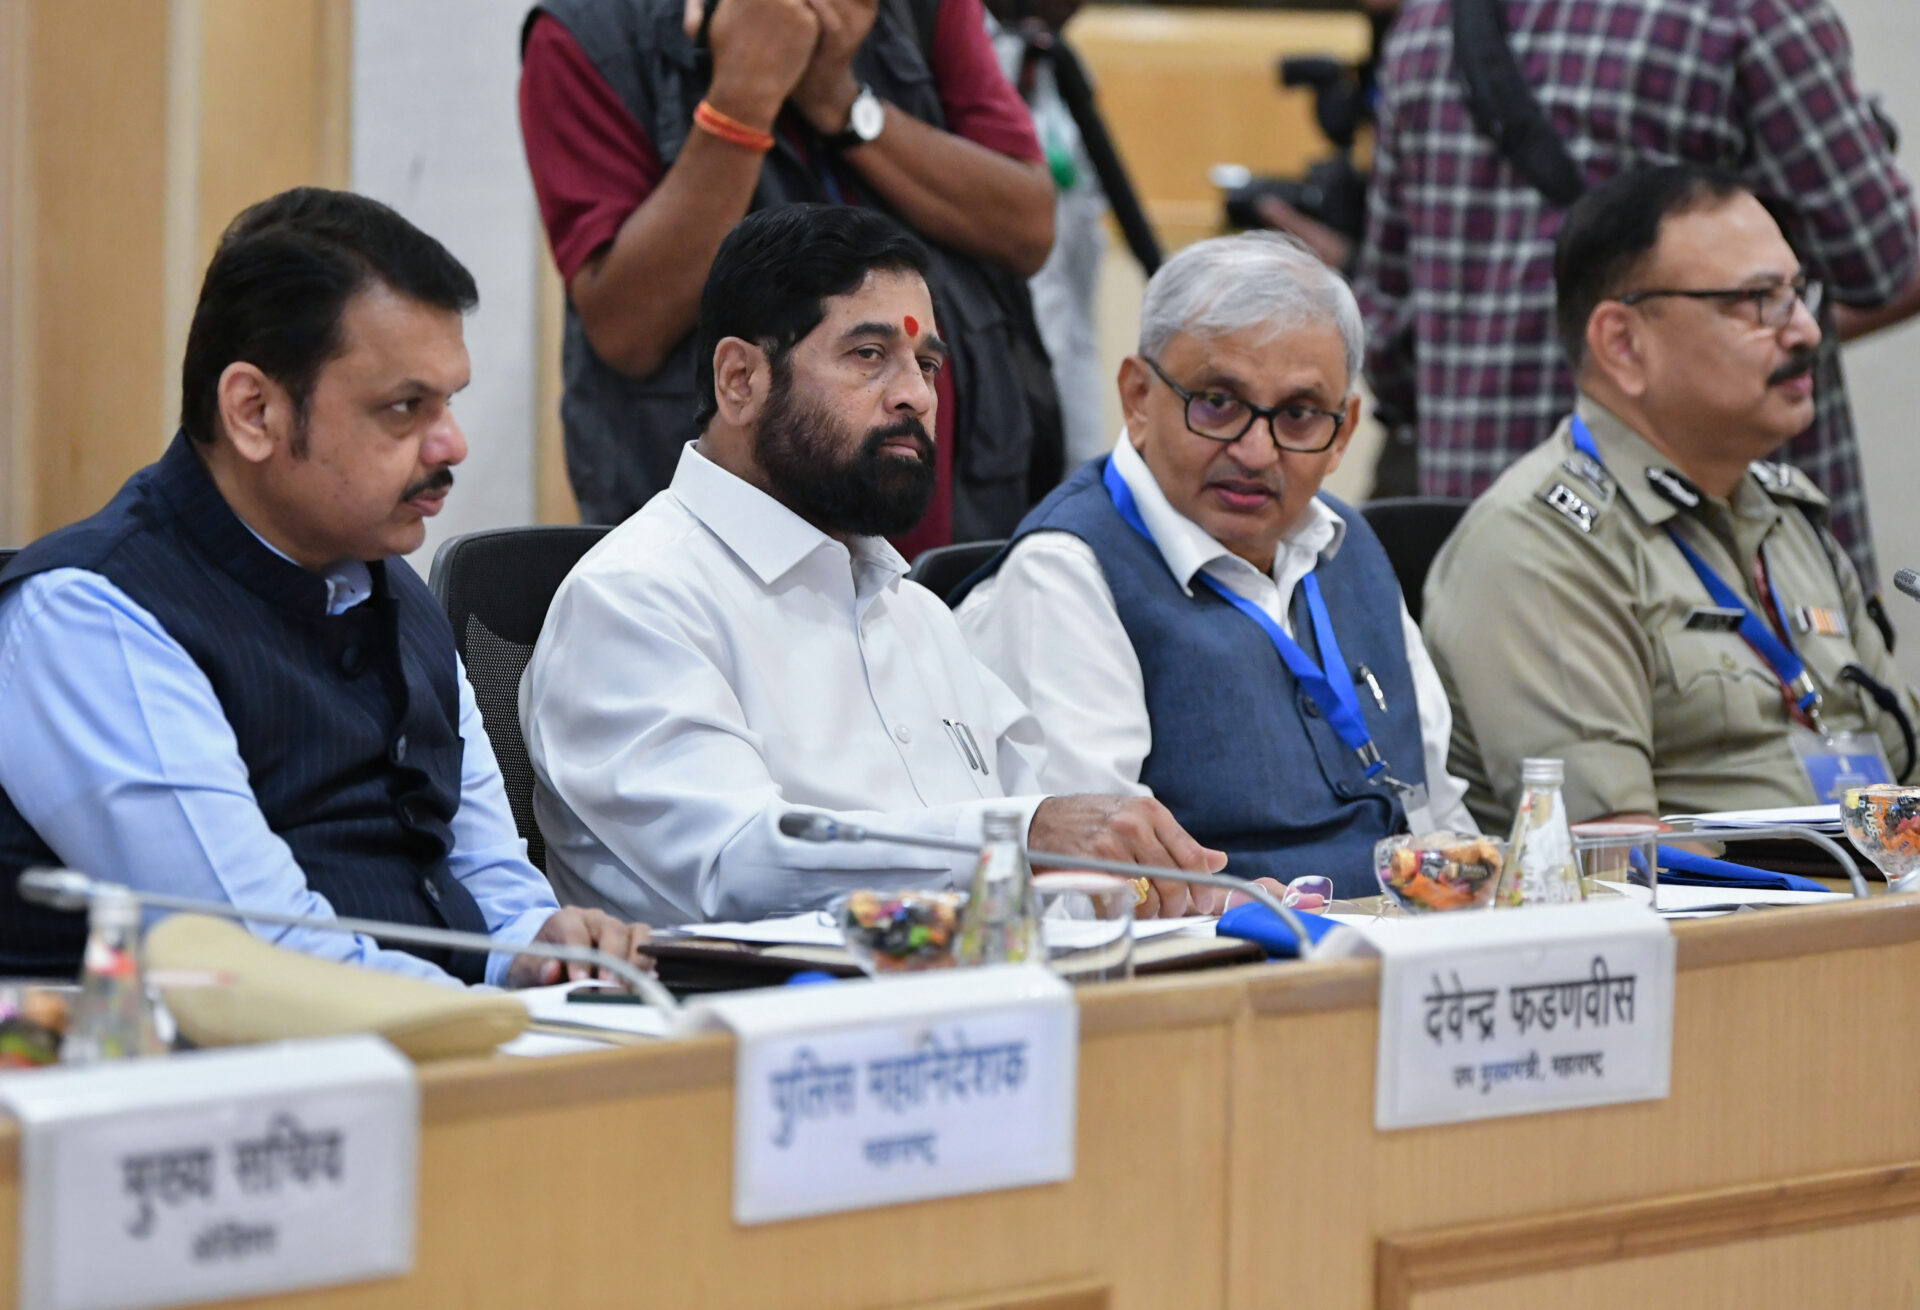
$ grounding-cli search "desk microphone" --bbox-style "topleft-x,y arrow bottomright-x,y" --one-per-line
775,811 -> 1325,959
1894,569 -> 1920,603
17,868 -> 680,1015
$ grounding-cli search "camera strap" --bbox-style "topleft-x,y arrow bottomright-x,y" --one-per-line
1450,0 -> 1586,207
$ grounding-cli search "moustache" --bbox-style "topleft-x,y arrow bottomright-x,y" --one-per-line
1205,456 -> 1283,498
401,467 -> 455,501
863,418 -> 933,464
1768,347 -> 1819,387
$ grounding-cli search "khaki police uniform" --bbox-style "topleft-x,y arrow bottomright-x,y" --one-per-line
1423,398 -> 1917,830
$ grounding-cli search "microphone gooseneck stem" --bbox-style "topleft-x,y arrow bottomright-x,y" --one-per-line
21,870 -> 680,1013
783,818 -> 1322,959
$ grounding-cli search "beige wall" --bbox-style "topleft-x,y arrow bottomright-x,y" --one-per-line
0,0 -> 349,546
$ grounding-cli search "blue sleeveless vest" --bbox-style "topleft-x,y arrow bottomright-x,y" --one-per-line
960,458 -> 1426,897
0,434 -> 489,980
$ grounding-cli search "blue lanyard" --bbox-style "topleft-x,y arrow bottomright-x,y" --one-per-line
1102,457 -> 1391,780
1568,416 -> 1822,723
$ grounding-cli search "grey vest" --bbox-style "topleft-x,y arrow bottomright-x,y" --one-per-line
525,0 -> 1063,532
955,459 -> 1427,897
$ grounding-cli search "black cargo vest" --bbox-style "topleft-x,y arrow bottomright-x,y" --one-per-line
525,0 -> 1062,533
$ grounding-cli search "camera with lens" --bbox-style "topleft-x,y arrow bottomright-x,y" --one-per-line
1217,52 -> 1374,241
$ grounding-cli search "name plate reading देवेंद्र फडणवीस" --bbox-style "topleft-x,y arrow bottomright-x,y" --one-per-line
0,1033 -> 417,1310
686,963 -> 1078,1224
1372,900 -> 1675,1130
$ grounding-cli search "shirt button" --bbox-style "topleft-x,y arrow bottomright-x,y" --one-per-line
894,724 -> 913,744
391,734 -> 409,763
1720,653 -> 1738,672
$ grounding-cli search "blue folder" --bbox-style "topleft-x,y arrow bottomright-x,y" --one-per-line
1216,902 -> 1348,959
1654,846 -> 1829,893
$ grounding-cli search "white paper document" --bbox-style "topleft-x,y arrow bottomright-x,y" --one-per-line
679,911 -> 1216,949
1672,803 -> 1842,832
0,1035 -> 416,1310
1370,901 -> 1675,1130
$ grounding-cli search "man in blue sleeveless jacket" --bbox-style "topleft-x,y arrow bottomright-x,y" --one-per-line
0,188 -> 648,985
956,233 -> 1474,899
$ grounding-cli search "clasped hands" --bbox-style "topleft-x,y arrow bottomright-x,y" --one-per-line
683,0 -> 879,138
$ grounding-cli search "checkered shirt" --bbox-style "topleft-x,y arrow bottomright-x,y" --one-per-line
1355,0 -> 1917,587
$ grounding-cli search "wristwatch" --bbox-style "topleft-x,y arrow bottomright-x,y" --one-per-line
825,85 -> 885,150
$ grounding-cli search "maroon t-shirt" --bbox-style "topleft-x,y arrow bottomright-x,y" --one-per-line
519,4 -> 1044,556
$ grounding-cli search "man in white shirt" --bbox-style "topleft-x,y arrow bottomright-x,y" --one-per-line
956,232 -> 1474,898
522,204 -> 1226,925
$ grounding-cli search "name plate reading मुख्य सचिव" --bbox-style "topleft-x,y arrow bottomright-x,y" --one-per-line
1372,900 -> 1675,1130
0,1034 -> 417,1310
686,962 -> 1078,1224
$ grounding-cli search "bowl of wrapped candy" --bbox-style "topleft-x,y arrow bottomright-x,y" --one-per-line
1374,833 -> 1506,913
1840,785 -> 1920,890
831,890 -> 965,975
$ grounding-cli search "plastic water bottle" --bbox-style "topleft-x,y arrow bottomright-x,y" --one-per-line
63,888 -> 165,1063
1498,758 -> 1585,906
957,809 -> 1043,965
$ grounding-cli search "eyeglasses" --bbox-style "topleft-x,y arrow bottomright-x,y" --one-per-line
1141,356 -> 1346,454
1617,275 -> 1824,330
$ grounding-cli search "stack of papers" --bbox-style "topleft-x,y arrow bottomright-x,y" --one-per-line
1669,804 -> 1842,834
676,911 -> 1219,949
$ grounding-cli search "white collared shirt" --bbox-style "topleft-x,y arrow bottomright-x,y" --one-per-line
521,443 -> 1050,926
956,435 -> 1474,832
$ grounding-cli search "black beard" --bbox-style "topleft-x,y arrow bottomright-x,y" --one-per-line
754,359 -> 936,539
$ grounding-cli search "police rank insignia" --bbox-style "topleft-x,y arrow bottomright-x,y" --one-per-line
1793,605 -> 1849,638
1751,460 -> 1795,490
1645,466 -> 1703,510
1542,482 -> 1596,533
1561,452 -> 1614,498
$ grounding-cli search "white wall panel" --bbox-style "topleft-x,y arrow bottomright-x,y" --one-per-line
351,0 -> 539,573
1831,0 -> 1920,681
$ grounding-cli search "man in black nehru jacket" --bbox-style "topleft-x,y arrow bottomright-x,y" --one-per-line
0,188 -> 648,986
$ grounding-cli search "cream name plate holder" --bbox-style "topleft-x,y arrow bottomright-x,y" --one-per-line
1372,900 -> 1676,1130
0,1035 -> 417,1310
689,964 -> 1078,1224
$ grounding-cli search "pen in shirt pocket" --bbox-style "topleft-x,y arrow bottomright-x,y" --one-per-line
1356,664 -> 1388,713
941,718 -> 990,775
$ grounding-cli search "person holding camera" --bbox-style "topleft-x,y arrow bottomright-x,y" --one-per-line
517,0 -> 1062,554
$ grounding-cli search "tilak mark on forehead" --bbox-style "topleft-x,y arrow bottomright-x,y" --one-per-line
904,315 -> 919,338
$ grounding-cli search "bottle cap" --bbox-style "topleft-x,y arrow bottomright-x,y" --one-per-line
87,887 -> 141,934
1520,757 -> 1565,787
981,808 -> 1024,841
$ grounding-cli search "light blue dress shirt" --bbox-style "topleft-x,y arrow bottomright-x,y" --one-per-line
0,555 -> 561,987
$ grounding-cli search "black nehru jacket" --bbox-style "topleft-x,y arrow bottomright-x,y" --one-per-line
0,433 -> 490,980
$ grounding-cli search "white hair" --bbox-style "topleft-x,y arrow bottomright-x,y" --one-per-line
1137,231 -> 1365,389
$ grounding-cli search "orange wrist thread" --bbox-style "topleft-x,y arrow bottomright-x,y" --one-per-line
693,100 -> 774,153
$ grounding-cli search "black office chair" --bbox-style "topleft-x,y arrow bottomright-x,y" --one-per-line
1357,497 -> 1471,625
429,525 -> 610,872
906,539 -> 1005,605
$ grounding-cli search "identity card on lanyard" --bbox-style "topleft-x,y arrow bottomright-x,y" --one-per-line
1101,458 -> 1436,829
1568,417 -> 1889,802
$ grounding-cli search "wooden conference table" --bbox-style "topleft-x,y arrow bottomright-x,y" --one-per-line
1,895 -> 1917,1309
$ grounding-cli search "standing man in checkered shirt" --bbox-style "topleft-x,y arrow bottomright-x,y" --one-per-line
1355,0 -> 1920,589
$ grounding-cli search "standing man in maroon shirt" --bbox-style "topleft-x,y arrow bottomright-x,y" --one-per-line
519,0 -> 1062,557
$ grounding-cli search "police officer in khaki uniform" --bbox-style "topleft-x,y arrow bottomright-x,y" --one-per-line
1424,165 -> 1918,830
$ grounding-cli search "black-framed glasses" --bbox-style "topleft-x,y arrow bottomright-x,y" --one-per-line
1141,356 -> 1346,454
1617,275 -> 1824,329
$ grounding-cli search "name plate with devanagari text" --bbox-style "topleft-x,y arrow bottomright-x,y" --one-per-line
690,964 -> 1077,1224
0,1035 -> 416,1310
1372,900 -> 1675,1130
